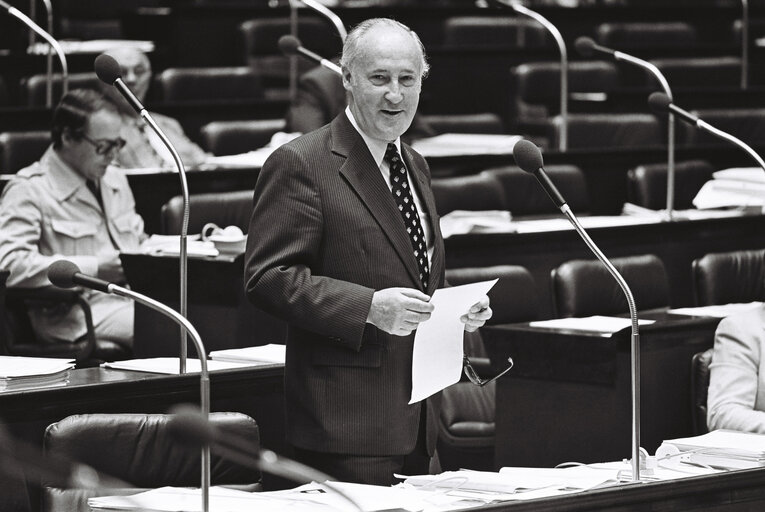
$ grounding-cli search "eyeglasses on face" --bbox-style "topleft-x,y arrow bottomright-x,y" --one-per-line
81,134 -> 126,156
462,354 -> 514,387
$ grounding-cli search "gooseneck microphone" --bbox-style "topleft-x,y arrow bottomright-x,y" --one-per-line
95,53 -> 192,373
48,260 -> 211,512
513,140 -> 642,483
648,92 -> 765,172
293,0 -> 347,41
0,0 -> 69,107
492,0 -> 569,151
167,405 -> 363,512
575,36 -> 677,220
278,35 -> 342,76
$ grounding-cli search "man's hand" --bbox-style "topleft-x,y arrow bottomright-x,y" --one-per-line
461,295 -> 492,332
96,250 -> 126,285
366,287 -> 434,336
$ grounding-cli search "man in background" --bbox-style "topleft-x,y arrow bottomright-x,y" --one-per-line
245,18 -> 491,485
100,47 -> 209,169
0,89 -> 145,349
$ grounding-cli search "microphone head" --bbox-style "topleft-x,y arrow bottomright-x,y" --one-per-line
574,37 -> 596,57
648,92 -> 672,114
513,139 -> 544,174
94,53 -> 122,85
47,260 -> 80,289
166,404 -> 217,447
278,35 -> 301,56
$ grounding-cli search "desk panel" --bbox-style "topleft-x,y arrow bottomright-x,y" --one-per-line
484,313 -> 720,469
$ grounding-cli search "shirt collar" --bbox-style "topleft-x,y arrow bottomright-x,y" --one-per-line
45,147 -> 120,200
345,106 -> 402,167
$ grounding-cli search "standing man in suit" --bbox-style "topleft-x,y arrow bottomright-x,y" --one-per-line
245,18 -> 491,485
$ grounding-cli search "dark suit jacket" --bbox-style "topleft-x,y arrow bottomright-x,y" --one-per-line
285,65 -> 437,144
245,112 -> 445,456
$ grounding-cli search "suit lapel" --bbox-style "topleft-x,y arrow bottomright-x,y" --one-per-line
332,114 -> 424,288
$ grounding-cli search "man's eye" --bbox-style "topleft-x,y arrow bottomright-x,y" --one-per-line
369,75 -> 387,85
400,76 -> 416,87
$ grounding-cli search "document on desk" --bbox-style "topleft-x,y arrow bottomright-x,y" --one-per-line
410,279 -> 497,404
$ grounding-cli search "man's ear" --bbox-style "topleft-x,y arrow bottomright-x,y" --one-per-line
60,127 -> 75,147
341,66 -> 353,91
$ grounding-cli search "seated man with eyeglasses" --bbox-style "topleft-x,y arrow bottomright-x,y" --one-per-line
0,89 -> 147,349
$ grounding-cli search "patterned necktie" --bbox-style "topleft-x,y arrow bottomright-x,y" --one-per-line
384,143 -> 429,292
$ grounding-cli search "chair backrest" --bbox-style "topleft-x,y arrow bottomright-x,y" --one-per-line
160,190 -> 254,235
550,113 -> 663,150
551,254 -> 670,318
446,264 -> 539,326
692,249 -> 765,306
595,21 -> 699,49
627,159 -> 715,211
239,17 -> 342,88
22,72 -> 102,106
421,112 -> 504,135
512,61 -> 619,120
483,164 -> 590,216
691,348 -> 713,435
42,412 -> 261,512
199,119 -> 287,156
680,108 -> 765,147
647,57 -> 742,89
157,66 -> 264,102
442,16 -> 549,48
431,173 -> 506,216
0,131 -> 50,173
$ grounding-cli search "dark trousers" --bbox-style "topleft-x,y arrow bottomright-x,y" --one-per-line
292,404 -> 439,486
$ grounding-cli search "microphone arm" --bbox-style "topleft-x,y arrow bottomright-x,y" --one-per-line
696,115 -> 765,171
95,281 -> 211,512
498,0 -> 569,151
2,0 -> 68,107
512,140 -> 641,482
741,0 -> 749,89
292,0 -> 347,41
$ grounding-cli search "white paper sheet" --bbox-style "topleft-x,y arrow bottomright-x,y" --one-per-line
102,358 -> 257,374
669,302 -> 764,318
528,316 -> 654,335
410,279 -> 497,404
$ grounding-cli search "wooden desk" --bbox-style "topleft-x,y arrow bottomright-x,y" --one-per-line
119,252 -> 287,355
0,364 -> 285,512
483,312 -> 720,469
445,212 -> 765,318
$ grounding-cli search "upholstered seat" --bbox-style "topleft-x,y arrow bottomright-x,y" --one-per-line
679,108 -> 765,148
483,164 -> 590,216
157,66 -> 264,102
431,173 -> 506,216
42,412 -> 261,512
646,57 -> 742,89
421,112 -> 504,135
0,131 -> 50,173
160,190 -> 253,236
551,254 -> 670,318
692,249 -> 765,306
627,159 -> 715,211
550,113 -> 663,150
199,119 -> 286,156
691,348 -> 713,435
595,21 -> 699,49
22,72 -> 101,107
442,16 -> 549,48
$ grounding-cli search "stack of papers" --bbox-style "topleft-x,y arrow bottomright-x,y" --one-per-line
138,234 -> 219,257
209,344 -> 285,364
411,133 -> 521,157
102,358 -> 257,375
439,210 -> 514,238
528,316 -> 655,335
669,302 -> 764,318
661,430 -> 765,470
0,355 -> 74,391
693,167 -> 765,210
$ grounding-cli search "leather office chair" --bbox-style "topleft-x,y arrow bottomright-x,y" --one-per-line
627,159 -> 715,211
679,108 -> 765,148
199,119 -> 287,156
691,348 -> 713,435
431,173 -> 506,216
421,112 -> 504,135
551,254 -> 671,318
550,113 -> 663,150
42,412 -> 261,512
483,164 -> 590,216
511,61 -> 619,130
157,66 -> 264,102
595,21 -> 699,49
1,287 -> 131,365
439,265 -> 539,471
239,17 -> 342,91
441,16 -> 549,48
160,190 -> 254,236
646,57 -> 742,89
0,130 -> 51,173
22,72 -> 101,107
692,249 -> 765,306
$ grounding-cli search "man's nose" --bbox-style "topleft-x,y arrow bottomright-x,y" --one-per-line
385,80 -> 403,103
